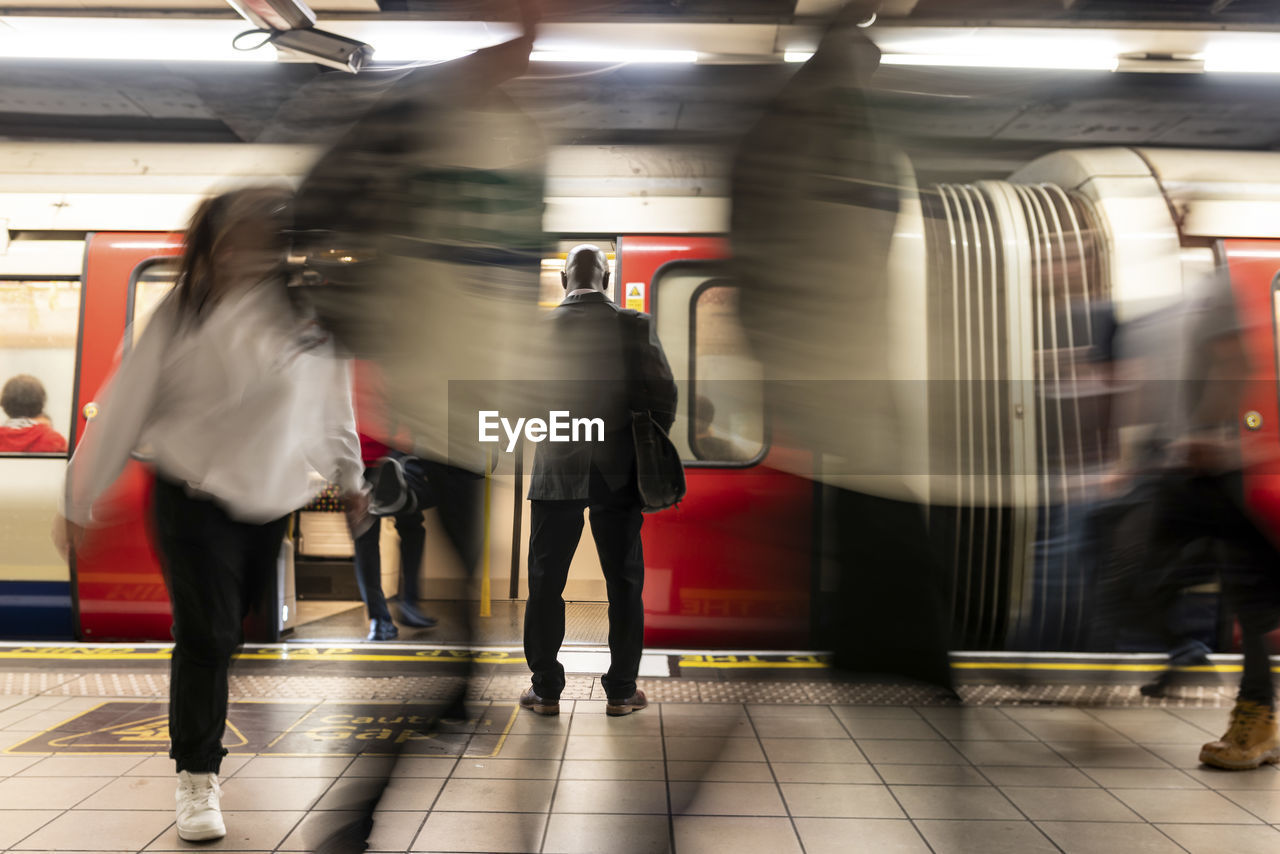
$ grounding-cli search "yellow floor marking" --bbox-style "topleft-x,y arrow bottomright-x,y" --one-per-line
5,700 -> 519,759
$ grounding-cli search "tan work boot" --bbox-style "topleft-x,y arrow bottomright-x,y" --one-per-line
1199,700 -> 1280,771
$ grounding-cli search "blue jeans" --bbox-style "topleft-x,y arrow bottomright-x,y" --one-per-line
353,467 -> 426,622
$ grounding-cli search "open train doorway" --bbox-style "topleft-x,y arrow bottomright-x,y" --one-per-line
288,239 -> 625,645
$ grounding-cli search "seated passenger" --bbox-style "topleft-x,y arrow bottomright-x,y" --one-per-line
693,395 -> 746,462
0,375 -> 67,453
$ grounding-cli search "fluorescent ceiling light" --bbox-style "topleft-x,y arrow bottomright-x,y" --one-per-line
1201,45 -> 1280,73
6,16 -> 1274,74
0,17 -> 694,65
0,17 -> 272,62
530,48 -> 697,64
788,28 -> 1280,74
879,53 -> 1117,71
784,49 -> 1117,71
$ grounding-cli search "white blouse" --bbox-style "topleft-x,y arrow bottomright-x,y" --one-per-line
65,279 -> 363,525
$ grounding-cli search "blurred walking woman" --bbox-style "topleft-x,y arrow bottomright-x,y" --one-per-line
56,188 -> 365,842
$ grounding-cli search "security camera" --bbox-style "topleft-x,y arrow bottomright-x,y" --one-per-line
270,28 -> 374,73
226,0 -> 374,73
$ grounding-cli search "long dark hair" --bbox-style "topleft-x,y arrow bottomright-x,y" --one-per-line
173,186 -> 294,327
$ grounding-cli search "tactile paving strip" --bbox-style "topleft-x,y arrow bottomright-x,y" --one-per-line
2,671 -> 1238,707
960,682 -> 1236,708
0,671 -> 85,695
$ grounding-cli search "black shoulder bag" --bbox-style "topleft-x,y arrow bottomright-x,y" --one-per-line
622,310 -> 686,513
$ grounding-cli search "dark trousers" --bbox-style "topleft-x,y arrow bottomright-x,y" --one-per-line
822,488 -> 954,693
151,476 -> 288,774
1143,471 -> 1280,705
525,473 -> 645,701
405,457 -> 480,573
354,467 -> 425,622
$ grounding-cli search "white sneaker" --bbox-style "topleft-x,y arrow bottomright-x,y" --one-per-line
175,770 -> 225,841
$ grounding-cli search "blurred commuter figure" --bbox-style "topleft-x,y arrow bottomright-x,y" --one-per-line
1088,302 -> 1215,674
55,187 -> 367,841
520,244 -> 676,717
729,2 -> 952,691
288,4 -> 550,849
1,375 -> 67,453
353,433 -> 435,641
1100,274 -> 1280,768
1016,292 -> 1121,651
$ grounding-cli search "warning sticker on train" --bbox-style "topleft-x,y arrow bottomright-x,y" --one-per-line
6,700 -> 518,757
625,282 -> 645,311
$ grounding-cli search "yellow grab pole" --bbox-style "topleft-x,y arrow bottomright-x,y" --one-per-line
479,449 -> 493,617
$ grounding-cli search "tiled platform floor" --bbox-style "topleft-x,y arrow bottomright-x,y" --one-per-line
2,689 -> 1279,853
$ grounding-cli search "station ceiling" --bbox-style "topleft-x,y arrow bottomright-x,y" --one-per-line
5,1 -> 1279,24
1,0 -> 1279,180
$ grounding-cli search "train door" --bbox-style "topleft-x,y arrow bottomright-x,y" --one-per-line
71,233 -> 183,640
618,236 -> 813,648
1222,239 -> 1280,650
0,239 -> 84,638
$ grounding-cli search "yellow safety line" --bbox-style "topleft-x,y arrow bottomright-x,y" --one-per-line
0,651 -> 173,660
230,652 -> 518,663
680,660 -> 1280,673
953,662 -> 1178,672
2,648 -> 1278,674
0,650 -> 523,663
678,661 -> 830,669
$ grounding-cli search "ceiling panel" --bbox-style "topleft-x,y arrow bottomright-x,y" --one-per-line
6,0 -> 378,8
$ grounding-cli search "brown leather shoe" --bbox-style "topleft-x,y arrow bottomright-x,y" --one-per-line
519,688 -> 559,716
606,689 -> 648,717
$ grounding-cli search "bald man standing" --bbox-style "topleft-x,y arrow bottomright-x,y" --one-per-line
520,244 -> 676,717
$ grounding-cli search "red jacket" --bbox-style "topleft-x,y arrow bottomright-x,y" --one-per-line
0,422 -> 68,453
359,433 -> 390,467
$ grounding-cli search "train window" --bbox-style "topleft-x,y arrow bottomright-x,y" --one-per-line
0,278 -> 80,455
689,283 -> 765,464
129,260 -> 180,348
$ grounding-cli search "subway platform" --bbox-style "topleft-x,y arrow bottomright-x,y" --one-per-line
0,643 -> 1277,854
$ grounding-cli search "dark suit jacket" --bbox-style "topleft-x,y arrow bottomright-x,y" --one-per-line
528,291 -> 676,501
